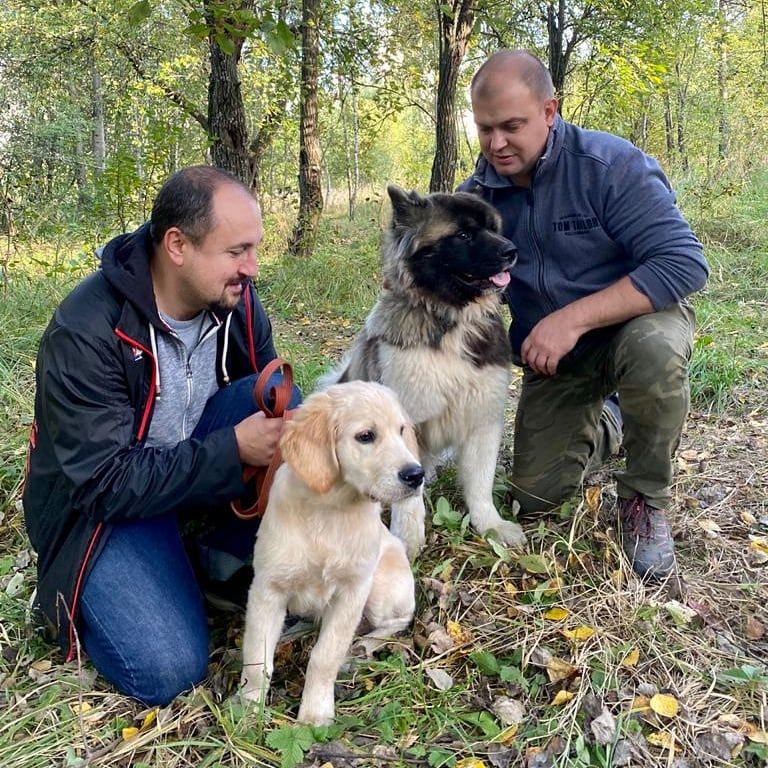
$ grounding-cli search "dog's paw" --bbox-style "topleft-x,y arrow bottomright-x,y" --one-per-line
390,496 -> 426,561
297,699 -> 334,726
240,672 -> 269,706
485,519 -> 527,551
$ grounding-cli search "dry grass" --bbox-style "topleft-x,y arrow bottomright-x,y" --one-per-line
2,192 -> 768,766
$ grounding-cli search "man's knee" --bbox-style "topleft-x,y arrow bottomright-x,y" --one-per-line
112,636 -> 209,706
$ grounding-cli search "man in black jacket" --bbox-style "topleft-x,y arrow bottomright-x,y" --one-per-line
23,165 -> 300,705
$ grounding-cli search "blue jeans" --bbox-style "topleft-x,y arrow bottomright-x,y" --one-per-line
80,373 -> 301,705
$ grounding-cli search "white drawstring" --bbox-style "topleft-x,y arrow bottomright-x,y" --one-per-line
148,323 -> 162,397
221,313 -> 232,384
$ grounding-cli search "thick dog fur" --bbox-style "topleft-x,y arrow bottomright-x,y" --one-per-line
323,185 -> 527,559
240,381 -> 423,725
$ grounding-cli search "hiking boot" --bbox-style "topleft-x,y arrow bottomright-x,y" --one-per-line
618,496 -> 676,579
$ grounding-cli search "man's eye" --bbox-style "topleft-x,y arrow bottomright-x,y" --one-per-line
355,430 -> 376,444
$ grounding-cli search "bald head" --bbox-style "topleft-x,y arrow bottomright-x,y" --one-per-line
471,50 -> 555,102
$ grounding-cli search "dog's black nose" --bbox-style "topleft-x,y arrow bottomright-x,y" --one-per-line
398,463 -> 425,489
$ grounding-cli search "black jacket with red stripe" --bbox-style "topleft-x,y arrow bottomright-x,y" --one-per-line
22,222 -> 277,657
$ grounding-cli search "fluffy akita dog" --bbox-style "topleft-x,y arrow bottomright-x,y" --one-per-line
323,185 -> 527,559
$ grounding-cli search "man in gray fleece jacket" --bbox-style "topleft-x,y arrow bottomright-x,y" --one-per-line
459,50 -> 709,582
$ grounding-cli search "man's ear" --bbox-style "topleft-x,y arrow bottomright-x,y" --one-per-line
162,227 -> 187,266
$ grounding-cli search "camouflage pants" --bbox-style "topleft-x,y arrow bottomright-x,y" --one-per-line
511,301 -> 695,514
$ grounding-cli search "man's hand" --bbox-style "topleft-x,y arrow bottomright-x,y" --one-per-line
234,411 -> 285,466
521,310 -> 583,375
521,277 -> 656,376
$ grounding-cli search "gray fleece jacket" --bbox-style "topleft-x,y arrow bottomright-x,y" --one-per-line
458,114 -> 709,367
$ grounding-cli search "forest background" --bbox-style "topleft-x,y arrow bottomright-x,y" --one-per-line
1,1 -> 768,767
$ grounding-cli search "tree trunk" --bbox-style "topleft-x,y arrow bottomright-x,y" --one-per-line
429,0 -> 475,192
663,90 -> 674,159
289,0 -> 324,258
717,0 -> 729,160
90,58 -> 106,178
205,1 -> 251,184
675,62 -> 688,172
547,0 -> 566,104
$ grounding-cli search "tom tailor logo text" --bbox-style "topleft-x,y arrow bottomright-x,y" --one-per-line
553,216 -> 600,235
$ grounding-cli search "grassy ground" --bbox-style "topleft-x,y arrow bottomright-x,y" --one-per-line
1,175 -> 767,767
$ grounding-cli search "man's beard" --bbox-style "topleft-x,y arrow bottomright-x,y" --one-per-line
208,279 -> 247,317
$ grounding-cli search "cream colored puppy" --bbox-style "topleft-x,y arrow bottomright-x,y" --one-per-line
240,381 -> 423,725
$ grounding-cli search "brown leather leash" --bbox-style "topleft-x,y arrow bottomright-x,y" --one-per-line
230,357 -> 296,520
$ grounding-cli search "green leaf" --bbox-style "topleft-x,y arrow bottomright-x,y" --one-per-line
185,23 -> 210,39
214,32 -> 236,55
265,725 -> 314,768
517,553 -> 550,574
457,710 -> 501,739
127,0 -> 151,26
470,650 -> 500,676
428,748 -> 455,767
432,496 -> 462,530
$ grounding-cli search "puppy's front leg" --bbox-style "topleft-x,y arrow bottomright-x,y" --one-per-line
389,491 -> 426,561
458,420 -> 526,550
298,585 -> 370,726
240,583 -> 289,706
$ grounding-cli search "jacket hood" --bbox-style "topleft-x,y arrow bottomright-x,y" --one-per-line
99,222 -> 164,327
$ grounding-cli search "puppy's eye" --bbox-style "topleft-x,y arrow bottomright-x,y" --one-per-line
355,430 -> 376,444
455,230 -> 471,241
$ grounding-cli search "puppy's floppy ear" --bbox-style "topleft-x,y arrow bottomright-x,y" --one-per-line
387,184 -> 427,228
280,392 -> 339,494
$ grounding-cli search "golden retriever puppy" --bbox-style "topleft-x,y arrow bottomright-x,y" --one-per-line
240,381 -> 423,725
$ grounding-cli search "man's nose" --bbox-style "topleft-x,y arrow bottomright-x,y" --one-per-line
239,248 -> 259,278
488,130 -> 506,151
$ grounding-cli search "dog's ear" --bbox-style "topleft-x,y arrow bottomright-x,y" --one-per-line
280,393 -> 339,494
387,184 -> 427,228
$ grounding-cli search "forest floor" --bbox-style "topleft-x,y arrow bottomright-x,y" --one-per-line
1,185 -> 768,767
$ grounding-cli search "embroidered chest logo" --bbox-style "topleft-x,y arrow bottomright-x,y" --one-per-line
131,346 -> 144,362
552,214 -> 600,236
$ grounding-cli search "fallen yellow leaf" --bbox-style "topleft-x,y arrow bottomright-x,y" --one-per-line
650,693 -> 679,718
585,486 -> 602,514
494,724 -> 519,744
551,689 -> 575,706
456,759 -> 487,768
740,511 -> 757,526
121,727 -> 139,741
697,518 -> 722,536
447,619 -> 473,645
503,582 -> 518,597
620,648 -> 640,667
562,626 -> 596,642
30,659 -> 52,672
646,730 -> 678,751
543,607 -> 568,621
141,709 -> 158,729
629,695 -> 651,712
749,537 -> 768,554
746,725 -> 768,744
546,657 -> 578,683
71,702 -> 92,715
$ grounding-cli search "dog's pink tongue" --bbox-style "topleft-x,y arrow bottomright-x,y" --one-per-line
490,271 -> 510,288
